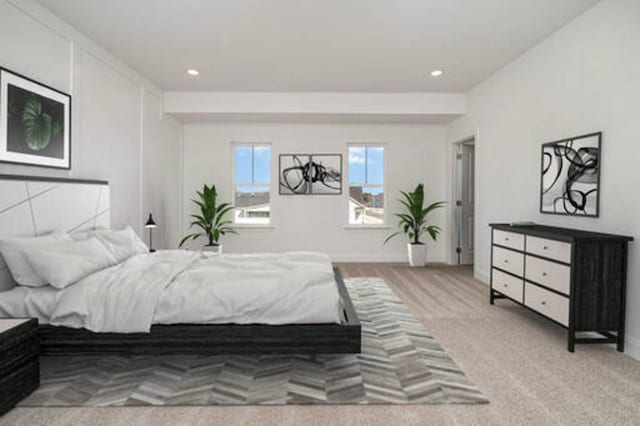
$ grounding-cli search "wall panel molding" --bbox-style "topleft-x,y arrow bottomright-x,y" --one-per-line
6,0 -> 162,97
0,0 -> 182,249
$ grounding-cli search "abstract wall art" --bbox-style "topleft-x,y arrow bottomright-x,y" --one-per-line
0,68 -> 71,169
279,154 -> 342,195
540,132 -> 601,217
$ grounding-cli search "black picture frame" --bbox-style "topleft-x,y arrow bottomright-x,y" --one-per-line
279,153 -> 342,195
0,67 -> 72,170
540,132 -> 601,217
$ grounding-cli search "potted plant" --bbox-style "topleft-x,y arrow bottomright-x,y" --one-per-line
179,184 -> 236,252
384,184 -> 445,267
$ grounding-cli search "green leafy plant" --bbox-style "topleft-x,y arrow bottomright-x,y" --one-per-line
384,183 -> 445,245
21,96 -> 61,151
179,184 -> 237,247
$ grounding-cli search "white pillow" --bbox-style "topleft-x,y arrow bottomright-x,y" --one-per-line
0,231 -> 70,287
24,237 -> 118,289
73,226 -> 148,262
69,226 -> 108,241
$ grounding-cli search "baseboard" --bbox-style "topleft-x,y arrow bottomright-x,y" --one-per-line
474,268 -> 489,285
330,254 -> 447,263
625,335 -> 640,361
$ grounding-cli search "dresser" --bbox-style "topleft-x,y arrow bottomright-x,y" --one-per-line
489,224 -> 633,352
0,319 -> 39,416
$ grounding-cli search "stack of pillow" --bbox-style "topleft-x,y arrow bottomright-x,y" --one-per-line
0,227 -> 149,290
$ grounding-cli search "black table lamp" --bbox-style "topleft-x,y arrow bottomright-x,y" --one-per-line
144,213 -> 157,252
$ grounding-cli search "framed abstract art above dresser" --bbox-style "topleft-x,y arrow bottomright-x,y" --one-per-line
540,132 -> 601,217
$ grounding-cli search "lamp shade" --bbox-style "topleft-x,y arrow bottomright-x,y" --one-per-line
144,213 -> 157,228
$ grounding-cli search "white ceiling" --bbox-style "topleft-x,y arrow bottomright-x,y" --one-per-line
38,0 -> 598,92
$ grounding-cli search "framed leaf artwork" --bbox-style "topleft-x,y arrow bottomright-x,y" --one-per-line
0,68 -> 71,169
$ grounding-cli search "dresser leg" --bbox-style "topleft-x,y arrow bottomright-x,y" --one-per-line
568,331 -> 575,353
490,290 -> 495,305
617,330 -> 625,352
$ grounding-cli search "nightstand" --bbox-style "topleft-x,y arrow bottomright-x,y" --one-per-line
0,319 -> 39,416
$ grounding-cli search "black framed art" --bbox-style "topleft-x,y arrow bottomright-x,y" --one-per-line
540,132 -> 601,217
279,154 -> 342,195
0,68 -> 71,169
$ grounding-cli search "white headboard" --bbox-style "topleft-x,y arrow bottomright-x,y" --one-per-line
0,175 -> 110,291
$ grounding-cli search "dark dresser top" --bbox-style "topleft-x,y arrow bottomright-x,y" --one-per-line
490,223 -> 634,243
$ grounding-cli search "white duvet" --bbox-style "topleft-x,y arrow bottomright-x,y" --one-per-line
0,251 -> 342,332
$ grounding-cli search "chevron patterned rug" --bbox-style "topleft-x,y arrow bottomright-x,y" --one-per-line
21,277 -> 488,406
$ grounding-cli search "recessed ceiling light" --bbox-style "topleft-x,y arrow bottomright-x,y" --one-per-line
186,69 -> 200,76
430,69 -> 444,77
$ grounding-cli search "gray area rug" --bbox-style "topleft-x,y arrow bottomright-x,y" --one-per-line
21,277 -> 488,406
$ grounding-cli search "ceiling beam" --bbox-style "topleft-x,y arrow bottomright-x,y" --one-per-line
164,92 -> 466,124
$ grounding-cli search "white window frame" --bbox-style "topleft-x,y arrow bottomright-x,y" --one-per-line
231,142 -> 273,227
346,142 -> 388,228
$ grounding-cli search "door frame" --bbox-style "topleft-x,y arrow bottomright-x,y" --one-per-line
450,135 -> 476,265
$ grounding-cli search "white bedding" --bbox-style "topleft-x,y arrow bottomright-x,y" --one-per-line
0,285 -> 60,322
0,250 -> 342,332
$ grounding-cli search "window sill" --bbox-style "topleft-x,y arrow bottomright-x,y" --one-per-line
343,225 -> 390,230
233,224 -> 275,229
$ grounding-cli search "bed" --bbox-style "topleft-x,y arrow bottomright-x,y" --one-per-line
0,174 -> 361,355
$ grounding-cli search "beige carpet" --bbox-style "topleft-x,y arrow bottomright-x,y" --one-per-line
2,263 -> 639,425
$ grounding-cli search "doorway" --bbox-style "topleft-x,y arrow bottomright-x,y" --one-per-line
454,138 -> 475,265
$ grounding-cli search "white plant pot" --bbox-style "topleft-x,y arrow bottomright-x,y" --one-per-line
408,243 -> 427,267
202,244 -> 222,254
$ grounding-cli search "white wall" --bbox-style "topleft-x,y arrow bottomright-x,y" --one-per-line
0,0 -> 182,247
447,0 -> 640,358
182,123 -> 449,262
142,92 -> 183,249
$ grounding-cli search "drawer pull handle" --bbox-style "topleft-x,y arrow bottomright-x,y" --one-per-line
543,246 -> 548,250
503,284 -> 508,288
504,259 -> 509,263
541,301 -> 547,306
542,272 -> 547,277
505,237 -> 510,241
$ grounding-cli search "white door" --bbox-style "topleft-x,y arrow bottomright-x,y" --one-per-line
455,142 -> 474,265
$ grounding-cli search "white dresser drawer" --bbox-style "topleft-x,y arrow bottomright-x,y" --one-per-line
493,230 -> 524,251
492,246 -> 524,276
525,256 -> 571,295
492,269 -> 524,303
524,283 -> 569,326
526,236 -> 572,264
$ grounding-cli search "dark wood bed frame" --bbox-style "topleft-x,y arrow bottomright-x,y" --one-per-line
0,175 -> 360,356
38,268 -> 361,355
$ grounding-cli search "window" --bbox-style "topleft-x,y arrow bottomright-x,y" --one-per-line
233,143 -> 271,225
348,144 -> 385,225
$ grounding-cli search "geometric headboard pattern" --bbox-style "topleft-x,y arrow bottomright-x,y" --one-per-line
0,175 -> 110,291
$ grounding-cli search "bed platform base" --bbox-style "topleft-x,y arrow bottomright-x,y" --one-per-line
38,268 -> 361,355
